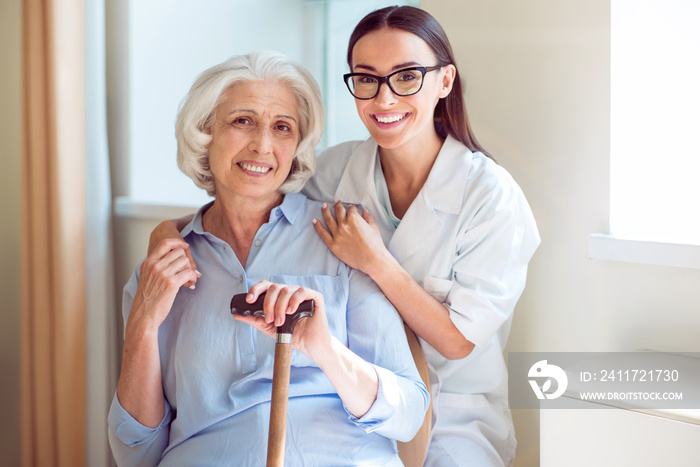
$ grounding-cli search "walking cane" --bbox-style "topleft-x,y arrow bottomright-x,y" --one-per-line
231,292 -> 314,467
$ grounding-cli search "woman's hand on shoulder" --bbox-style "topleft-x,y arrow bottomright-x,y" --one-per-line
313,201 -> 389,276
234,281 -> 331,361
149,217 -> 200,288
127,239 -> 198,336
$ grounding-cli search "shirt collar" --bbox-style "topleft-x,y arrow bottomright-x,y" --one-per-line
181,193 -> 306,238
275,192 -> 305,225
180,201 -> 211,238
335,135 -> 473,216
423,135 -> 472,215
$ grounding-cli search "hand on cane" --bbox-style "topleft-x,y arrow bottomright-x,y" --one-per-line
233,280 -> 379,419
232,281 -> 330,362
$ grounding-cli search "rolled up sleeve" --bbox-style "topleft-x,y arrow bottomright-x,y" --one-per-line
344,272 -> 430,442
446,187 -> 540,348
107,392 -> 171,467
347,364 -> 428,442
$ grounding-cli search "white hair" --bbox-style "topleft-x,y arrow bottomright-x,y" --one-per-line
175,51 -> 325,196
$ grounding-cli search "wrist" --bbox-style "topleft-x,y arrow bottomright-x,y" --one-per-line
307,335 -> 342,370
125,310 -> 161,344
365,249 -> 400,284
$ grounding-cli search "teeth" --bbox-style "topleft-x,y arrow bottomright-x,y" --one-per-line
375,114 -> 406,124
240,163 -> 271,173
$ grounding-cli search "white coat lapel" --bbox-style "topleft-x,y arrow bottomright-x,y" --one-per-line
387,136 -> 471,264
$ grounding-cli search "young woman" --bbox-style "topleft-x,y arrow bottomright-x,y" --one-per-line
150,7 -> 539,466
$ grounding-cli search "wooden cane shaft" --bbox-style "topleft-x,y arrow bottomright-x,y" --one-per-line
267,341 -> 292,467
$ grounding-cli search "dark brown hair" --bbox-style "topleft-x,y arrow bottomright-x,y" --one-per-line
347,6 -> 491,158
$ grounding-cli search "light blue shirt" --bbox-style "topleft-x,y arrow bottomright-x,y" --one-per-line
108,193 -> 429,467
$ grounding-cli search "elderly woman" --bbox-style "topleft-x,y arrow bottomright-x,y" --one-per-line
107,51 -> 429,467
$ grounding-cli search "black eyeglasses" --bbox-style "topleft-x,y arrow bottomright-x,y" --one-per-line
343,66 -> 442,100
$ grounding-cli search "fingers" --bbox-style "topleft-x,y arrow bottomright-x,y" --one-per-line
132,246 -> 197,326
185,247 -> 200,277
140,243 -> 190,280
170,264 -> 199,291
262,283 -> 302,326
333,200 -> 347,223
160,247 -> 191,274
246,281 -> 287,326
320,201 -> 364,234
232,313 -> 276,339
155,239 -> 200,289
150,238 -> 190,260
239,282 -> 328,357
261,283 -> 283,326
288,286 -> 323,315
247,280 -> 272,303
247,281 -> 319,328
361,207 -> 375,224
321,203 -> 337,232
312,218 -> 334,246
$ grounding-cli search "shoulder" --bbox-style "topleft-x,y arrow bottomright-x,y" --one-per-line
436,141 -> 539,252
466,152 -> 525,208
430,135 -> 526,219
430,138 -> 528,219
303,139 -> 368,202
288,192 -> 324,217
460,151 -> 541,252
315,140 -> 366,168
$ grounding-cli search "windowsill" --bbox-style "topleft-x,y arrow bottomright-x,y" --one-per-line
588,234 -> 700,270
113,196 -> 203,220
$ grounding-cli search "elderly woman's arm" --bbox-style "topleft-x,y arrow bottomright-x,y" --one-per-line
108,239 -> 198,466
238,278 -> 429,440
342,271 -> 431,441
237,281 -> 380,417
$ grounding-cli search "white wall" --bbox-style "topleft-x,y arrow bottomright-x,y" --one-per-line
421,1 -> 700,465
0,0 -> 22,466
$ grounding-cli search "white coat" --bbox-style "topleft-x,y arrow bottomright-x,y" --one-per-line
303,136 -> 540,467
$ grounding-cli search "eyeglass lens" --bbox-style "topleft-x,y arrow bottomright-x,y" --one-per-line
348,69 -> 425,99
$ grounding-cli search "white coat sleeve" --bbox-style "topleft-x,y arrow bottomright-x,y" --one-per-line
445,168 -> 540,347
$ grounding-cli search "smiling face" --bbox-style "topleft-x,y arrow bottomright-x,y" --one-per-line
350,27 -> 455,156
207,80 -> 300,205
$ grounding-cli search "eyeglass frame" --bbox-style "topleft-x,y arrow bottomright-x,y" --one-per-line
343,65 -> 443,100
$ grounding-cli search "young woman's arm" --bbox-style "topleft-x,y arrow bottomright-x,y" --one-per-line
314,202 -> 474,359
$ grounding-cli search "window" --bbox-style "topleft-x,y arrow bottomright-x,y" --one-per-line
115,0 -> 417,209
609,0 -> 700,246
590,0 -> 700,269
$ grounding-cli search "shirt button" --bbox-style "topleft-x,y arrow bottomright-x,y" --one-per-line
275,209 -> 281,216
254,240 -> 262,247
